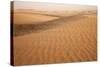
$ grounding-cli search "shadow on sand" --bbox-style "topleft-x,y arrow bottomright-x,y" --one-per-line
13,14 -> 86,37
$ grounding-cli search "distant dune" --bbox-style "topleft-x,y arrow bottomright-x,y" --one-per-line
13,12 -> 89,36
14,12 -> 59,24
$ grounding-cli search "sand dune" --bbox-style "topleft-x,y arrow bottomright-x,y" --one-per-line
14,12 -> 59,24
13,12 -> 97,65
13,13 -> 86,36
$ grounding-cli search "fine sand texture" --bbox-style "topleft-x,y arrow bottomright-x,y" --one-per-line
12,2 -> 97,66
13,13 -> 97,65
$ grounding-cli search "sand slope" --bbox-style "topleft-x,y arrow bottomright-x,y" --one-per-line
13,13 -> 97,65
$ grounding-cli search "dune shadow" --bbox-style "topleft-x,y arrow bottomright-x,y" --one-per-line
13,14 -> 86,37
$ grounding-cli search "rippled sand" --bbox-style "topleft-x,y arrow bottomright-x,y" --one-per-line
13,12 -> 97,65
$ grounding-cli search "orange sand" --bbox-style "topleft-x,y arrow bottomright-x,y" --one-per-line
13,11 -> 97,65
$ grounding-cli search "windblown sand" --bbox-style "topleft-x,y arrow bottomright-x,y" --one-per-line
14,12 -> 59,24
13,12 -> 97,65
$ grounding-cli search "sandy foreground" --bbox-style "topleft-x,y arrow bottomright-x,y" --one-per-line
13,10 -> 97,65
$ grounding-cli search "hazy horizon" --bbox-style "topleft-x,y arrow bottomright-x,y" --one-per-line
14,1 -> 97,12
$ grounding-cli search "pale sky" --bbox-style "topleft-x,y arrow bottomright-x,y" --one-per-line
14,1 -> 97,12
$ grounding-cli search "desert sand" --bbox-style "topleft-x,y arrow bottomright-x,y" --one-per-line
11,2 -> 97,66
13,10 -> 97,65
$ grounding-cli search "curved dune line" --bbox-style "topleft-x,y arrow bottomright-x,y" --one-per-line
13,14 -> 86,36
